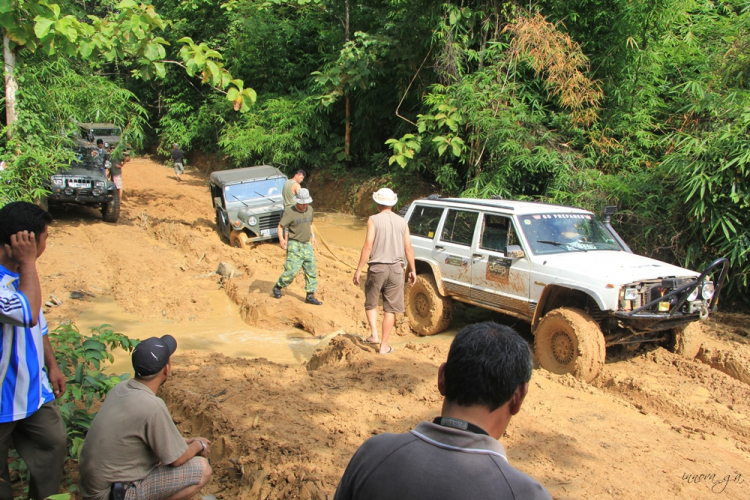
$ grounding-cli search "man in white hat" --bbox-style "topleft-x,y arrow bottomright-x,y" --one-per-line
353,188 -> 417,354
273,188 -> 322,305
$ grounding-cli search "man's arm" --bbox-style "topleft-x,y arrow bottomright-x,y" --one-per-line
404,227 -> 417,285
277,224 -> 287,250
353,219 -> 376,286
43,336 -> 65,398
310,222 -> 317,248
6,231 -> 41,326
172,438 -> 210,466
292,182 -> 300,195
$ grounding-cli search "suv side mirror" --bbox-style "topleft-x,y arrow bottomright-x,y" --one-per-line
507,245 -> 525,259
213,197 -> 222,209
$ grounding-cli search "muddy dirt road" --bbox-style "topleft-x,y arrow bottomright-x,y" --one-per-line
39,158 -> 750,499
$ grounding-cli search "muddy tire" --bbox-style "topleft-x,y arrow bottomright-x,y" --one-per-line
405,274 -> 452,336
230,230 -> 250,249
670,322 -> 704,359
534,307 -> 606,383
101,191 -> 120,223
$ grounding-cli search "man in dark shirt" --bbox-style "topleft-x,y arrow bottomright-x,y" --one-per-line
171,143 -> 185,181
334,322 -> 552,500
272,188 -> 322,305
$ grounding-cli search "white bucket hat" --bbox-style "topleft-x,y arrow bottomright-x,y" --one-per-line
373,188 -> 398,207
294,188 -> 313,204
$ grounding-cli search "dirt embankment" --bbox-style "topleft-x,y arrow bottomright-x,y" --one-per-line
36,158 -> 750,499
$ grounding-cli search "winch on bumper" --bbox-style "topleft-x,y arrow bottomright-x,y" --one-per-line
613,258 -> 729,331
49,176 -> 112,203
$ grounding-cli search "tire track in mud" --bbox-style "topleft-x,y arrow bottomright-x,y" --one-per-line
593,347 -> 750,452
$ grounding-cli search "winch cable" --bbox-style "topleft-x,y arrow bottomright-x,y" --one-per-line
315,230 -> 357,271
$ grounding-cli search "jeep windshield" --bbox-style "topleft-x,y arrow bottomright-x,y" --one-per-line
518,213 -> 623,255
224,177 -> 286,203
92,128 -> 121,136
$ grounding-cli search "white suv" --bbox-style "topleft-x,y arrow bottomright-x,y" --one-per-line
403,198 -> 728,382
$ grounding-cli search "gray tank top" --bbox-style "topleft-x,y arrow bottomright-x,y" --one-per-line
368,211 -> 408,264
282,179 -> 298,208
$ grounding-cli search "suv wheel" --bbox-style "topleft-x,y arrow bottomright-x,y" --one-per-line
534,308 -> 605,382
405,274 -> 452,336
670,322 -> 703,359
230,230 -> 250,249
102,191 -> 120,223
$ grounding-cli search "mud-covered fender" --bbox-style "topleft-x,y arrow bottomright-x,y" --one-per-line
532,284 -> 609,331
415,259 -> 448,296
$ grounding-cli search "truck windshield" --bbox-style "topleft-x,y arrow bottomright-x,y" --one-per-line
224,177 -> 286,202
518,213 -> 623,254
92,128 -> 121,136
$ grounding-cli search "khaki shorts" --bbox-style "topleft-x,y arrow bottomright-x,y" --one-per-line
112,174 -> 123,190
124,456 -> 205,500
365,263 -> 405,313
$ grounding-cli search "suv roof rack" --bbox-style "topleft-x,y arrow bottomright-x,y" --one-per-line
440,198 -> 516,211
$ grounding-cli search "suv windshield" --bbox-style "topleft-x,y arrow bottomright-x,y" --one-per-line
518,213 -> 622,254
224,177 -> 286,202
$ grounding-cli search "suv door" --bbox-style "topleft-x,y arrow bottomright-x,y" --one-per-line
433,209 -> 480,297
407,204 -> 446,258
470,213 -> 532,320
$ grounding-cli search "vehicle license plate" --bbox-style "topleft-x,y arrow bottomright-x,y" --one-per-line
69,181 -> 90,188
261,228 -> 277,237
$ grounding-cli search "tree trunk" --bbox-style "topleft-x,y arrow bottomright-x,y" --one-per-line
343,0 -> 351,157
3,30 -> 18,136
345,94 -> 351,156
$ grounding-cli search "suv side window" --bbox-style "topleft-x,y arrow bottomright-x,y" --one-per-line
409,205 -> 444,238
441,210 -> 479,246
479,214 -> 510,253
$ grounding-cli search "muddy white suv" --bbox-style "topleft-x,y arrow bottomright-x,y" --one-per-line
403,198 -> 728,382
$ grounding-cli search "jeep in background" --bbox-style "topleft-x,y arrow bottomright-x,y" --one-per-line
43,139 -> 120,222
210,165 -> 287,248
402,198 -> 728,382
77,121 -> 130,159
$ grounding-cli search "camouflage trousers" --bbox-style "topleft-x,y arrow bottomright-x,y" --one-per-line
276,240 -> 318,293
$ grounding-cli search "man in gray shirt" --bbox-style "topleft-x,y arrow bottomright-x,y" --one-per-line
334,322 -> 552,500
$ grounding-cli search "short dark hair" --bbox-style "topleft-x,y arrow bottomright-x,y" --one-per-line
443,322 -> 533,411
0,202 -> 52,245
295,169 -> 306,177
96,139 -> 103,145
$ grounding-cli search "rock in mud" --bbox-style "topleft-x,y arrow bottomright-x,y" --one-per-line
70,291 -> 85,300
306,334 -> 374,371
217,262 -> 242,278
49,293 -> 63,306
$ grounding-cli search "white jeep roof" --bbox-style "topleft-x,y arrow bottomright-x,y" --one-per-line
414,198 -> 593,217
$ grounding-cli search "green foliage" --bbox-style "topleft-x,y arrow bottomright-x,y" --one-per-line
50,322 -> 137,458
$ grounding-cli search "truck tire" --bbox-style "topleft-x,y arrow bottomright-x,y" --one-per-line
230,230 -> 250,249
405,274 -> 452,336
534,308 -> 605,383
670,322 -> 704,359
37,196 -> 49,212
101,191 -> 120,223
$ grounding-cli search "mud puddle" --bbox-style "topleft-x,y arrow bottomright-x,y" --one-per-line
314,212 -> 367,249
74,290 -> 328,374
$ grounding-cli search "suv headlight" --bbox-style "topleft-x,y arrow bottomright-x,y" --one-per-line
702,282 -> 715,300
687,286 -> 700,302
95,180 -> 106,188
51,176 -> 65,187
247,216 -> 257,226
624,288 -> 638,301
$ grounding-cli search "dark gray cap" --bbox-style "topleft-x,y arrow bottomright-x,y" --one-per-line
132,335 -> 177,377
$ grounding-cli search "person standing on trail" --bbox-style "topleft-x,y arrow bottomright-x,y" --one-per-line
79,335 -> 213,500
353,188 -> 416,355
0,202 -> 67,500
96,138 -> 108,176
283,169 -> 306,208
273,188 -> 322,305
172,143 -> 185,181
334,322 -> 552,500
109,147 -> 126,202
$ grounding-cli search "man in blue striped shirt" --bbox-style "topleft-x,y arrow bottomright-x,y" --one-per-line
0,202 -> 67,500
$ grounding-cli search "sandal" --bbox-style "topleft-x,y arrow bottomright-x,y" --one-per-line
379,346 -> 395,355
363,337 -> 380,344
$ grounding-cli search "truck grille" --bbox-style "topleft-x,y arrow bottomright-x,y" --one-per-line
66,177 -> 92,188
259,213 -> 281,230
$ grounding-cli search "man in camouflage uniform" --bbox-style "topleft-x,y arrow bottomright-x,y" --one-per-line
273,188 -> 323,305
